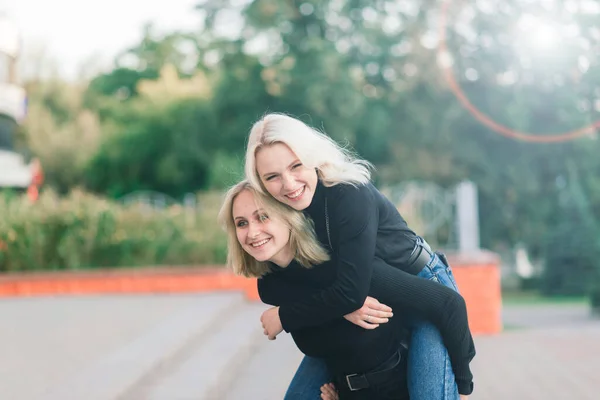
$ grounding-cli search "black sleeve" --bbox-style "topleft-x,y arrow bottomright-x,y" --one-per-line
257,275 -> 281,306
369,257 -> 476,395
257,273 -> 320,306
278,184 -> 378,332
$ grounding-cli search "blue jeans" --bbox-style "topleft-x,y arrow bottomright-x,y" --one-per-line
409,253 -> 460,400
284,253 -> 461,400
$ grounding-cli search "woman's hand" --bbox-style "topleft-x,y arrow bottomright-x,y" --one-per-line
343,296 -> 393,329
260,306 -> 283,340
320,383 -> 338,400
459,395 -> 469,400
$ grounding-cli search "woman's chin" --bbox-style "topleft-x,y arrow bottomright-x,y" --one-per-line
250,251 -> 271,262
283,193 -> 312,211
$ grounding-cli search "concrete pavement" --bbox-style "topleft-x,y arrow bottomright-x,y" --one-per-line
0,293 -> 598,399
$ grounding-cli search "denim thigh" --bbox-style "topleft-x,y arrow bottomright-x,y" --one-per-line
418,252 -> 460,293
407,253 -> 460,400
284,355 -> 332,400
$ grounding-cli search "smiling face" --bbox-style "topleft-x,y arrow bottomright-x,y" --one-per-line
232,189 -> 294,267
255,143 -> 318,211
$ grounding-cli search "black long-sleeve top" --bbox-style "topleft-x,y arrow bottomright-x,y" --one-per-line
274,180 -> 476,395
259,260 -> 404,375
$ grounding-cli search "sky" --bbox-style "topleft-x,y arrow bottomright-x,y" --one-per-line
1,0 -> 203,79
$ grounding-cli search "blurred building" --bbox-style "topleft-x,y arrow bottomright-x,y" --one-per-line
0,15 -> 32,190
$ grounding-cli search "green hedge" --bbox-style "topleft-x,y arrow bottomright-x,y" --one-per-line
0,190 -> 227,272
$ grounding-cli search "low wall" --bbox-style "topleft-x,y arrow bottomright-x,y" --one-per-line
0,251 -> 502,335
447,250 -> 503,335
0,267 -> 259,302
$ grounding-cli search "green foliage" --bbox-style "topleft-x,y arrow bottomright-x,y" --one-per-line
541,219 -> 599,296
84,98 -> 215,198
84,24 -> 198,104
84,67 -> 159,107
541,162 -> 600,296
0,190 -> 226,272
206,151 -> 245,190
591,283 -> 600,315
14,0 -> 600,285
21,81 -> 102,194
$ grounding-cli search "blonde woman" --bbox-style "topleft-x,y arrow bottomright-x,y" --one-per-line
244,114 -> 475,400
219,181 -> 411,399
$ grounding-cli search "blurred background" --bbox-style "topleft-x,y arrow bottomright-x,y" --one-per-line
1,0 -> 599,399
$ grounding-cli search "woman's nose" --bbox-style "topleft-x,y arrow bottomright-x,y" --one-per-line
248,222 -> 260,238
281,173 -> 295,190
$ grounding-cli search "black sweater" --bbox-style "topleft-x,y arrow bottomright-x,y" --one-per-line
259,261 -> 404,375
273,180 -> 476,395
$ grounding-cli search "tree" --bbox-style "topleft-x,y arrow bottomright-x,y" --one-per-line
22,80 -> 102,193
84,98 -> 216,198
26,0 -> 600,289
541,161 -> 600,295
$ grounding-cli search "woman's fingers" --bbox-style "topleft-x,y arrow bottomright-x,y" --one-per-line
364,296 -> 393,312
320,383 -> 339,400
367,308 -> 393,319
344,313 -> 386,328
356,320 -> 380,329
343,299 -> 392,328
363,297 -> 393,318
366,316 -> 389,324
378,303 -> 393,312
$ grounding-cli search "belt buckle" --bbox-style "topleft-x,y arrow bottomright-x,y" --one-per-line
345,374 -> 360,391
345,373 -> 369,391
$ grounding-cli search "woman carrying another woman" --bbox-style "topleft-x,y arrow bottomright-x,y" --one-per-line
220,181 -> 410,399
220,181 -> 473,399
243,114 -> 476,400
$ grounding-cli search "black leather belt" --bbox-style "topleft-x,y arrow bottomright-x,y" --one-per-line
406,237 -> 434,275
343,347 -> 405,392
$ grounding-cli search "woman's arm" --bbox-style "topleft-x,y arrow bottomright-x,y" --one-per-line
257,273 -> 321,306
278,184 -> 380,332
368,257 -> 476,395
257,276 -> 282,307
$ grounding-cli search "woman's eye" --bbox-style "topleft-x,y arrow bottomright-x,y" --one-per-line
291,163 -> 302,170
265,175 -> 277,181
236,220 -> 248,228
259,214 -> 269,222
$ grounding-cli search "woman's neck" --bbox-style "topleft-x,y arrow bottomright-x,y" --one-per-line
269,246 -> 295,268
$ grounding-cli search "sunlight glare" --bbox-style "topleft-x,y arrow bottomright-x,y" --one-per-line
517,14 -> 559,50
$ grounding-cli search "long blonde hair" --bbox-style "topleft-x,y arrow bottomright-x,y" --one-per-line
218,180 -> 330,278
245,113 -> 373,193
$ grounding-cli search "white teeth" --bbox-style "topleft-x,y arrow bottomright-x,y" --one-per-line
287,186 -> 304,199
251,238 -> 270,247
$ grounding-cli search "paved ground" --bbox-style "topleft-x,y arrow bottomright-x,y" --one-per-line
221,302 -> 600,400
471,302 -> 600,399
0,293 -> 255,400
470,325 -> 599,399
0,294 -> 598,399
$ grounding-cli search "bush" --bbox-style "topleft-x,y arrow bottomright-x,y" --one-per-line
541,178 -> 600,296
541,226 -> 598,296
591,280 -> 600,316
0,189 -> 227,272
83,98 -> 215,198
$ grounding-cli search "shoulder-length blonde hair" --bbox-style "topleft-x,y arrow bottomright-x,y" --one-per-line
218,180 -> 330,278
244,113 -> 373,193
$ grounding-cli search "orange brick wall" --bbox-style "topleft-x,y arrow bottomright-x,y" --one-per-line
447,251 -> 503,335
0,251 -> 502,336
244,252 -> 505,336
0,267 -> 259,300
